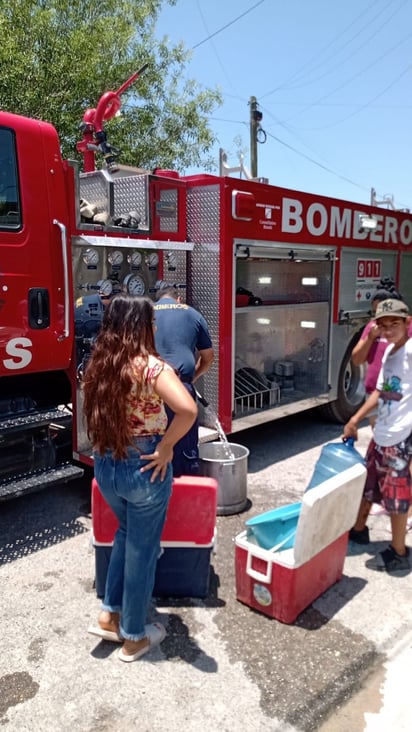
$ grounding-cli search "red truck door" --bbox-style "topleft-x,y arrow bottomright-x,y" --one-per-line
0,113 -> 73,377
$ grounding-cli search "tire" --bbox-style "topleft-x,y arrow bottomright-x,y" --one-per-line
318,337 -> 366,423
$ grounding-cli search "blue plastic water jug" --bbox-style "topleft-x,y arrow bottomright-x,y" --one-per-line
305,438 -> 365,492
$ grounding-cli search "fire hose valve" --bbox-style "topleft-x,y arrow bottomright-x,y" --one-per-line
95,130 -> 120,174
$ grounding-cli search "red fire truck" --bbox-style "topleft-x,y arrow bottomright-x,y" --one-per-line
1,78 -> 411,500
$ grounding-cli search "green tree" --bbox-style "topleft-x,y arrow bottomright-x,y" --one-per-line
0,0 -> 222,171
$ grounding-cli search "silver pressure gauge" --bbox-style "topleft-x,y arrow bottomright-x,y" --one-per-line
123,274 -> 146,296
166,251 -> 177,270
107,250 -> 124,266
97,279 -> 113,297
82,248 -> 99,267
127,251 -> 143,268
145,252 -> 159,269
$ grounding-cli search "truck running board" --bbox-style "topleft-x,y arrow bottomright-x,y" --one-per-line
0,408 -> 71,435
0,463 -> 84,501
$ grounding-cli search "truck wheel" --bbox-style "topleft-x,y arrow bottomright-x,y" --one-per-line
318,338 -> 365,423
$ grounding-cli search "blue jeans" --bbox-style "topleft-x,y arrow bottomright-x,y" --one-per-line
93,435 -> 172,641
165,383 -> 199,477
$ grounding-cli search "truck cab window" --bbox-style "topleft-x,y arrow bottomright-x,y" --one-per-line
0,128 -> 21,229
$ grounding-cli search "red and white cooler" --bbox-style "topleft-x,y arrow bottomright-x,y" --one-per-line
92,475 -> 218,598
235,462 -> 366,623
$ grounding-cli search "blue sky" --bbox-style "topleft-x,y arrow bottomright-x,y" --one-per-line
156,0 -> 412,208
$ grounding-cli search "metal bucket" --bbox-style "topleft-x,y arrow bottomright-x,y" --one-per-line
198,442 -> 249,516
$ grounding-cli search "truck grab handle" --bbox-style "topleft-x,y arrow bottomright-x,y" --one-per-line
53,219 -> 70,340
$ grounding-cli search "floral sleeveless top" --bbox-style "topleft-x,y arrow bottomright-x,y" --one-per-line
126,354 -> 172,436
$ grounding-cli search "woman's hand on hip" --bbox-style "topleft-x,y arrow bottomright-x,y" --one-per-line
140,441 -> 173,482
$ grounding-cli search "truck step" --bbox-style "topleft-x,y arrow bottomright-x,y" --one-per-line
0,408 -> 71,435
0,463 -> 84,501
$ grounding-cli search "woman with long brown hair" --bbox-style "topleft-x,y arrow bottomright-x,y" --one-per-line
83,295 -> 197,662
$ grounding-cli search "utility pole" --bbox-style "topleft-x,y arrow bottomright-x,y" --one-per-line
249,96 -> 262,179
249,97 -> 259,178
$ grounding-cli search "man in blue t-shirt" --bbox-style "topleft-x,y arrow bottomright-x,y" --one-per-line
154,282 -> 214,476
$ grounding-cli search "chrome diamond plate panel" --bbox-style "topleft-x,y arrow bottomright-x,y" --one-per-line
79,170 -> 111,214
187,184 -> 221,422
79,171 -> 150,230
162,250 -> 187,290
111,175 -> 149,230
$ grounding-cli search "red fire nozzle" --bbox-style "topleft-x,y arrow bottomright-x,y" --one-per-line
77,63 -> 149,172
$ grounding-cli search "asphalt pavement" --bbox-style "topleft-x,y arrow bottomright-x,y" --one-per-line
1,410 -> 411,731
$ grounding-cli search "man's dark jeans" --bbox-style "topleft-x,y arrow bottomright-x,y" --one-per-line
165,383 -> 199,477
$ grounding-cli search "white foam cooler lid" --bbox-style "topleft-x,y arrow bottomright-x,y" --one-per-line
236,462 -> 366,569
290,462 -> 366,566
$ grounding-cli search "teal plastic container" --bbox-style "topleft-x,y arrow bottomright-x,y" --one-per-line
245,501 -> 302,551
305,438 -> 365,492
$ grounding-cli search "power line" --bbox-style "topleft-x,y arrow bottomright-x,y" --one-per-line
262,101 -> 412,109
195,0 -> 242,97
282,0 -> 408,93
300,61 -> 412,131
264,129 -> 369,193
191,0 -> 266,50
260,104 -> 332,166
283,26 -> 412,122
199,106 -> 407,204
206,112 -> 406,205
208,116 -> 248,125
260,0 -> 380,100
206,107 -> 370,193
160,2 -> 409,203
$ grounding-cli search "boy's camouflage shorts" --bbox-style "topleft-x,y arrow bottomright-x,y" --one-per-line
364,435 -> 412,513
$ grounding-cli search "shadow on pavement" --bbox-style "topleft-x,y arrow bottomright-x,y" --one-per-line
295,575 -> 368,630
89,611 -> 218,672
0,476 -> 91,566
348,539 -> 412,576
